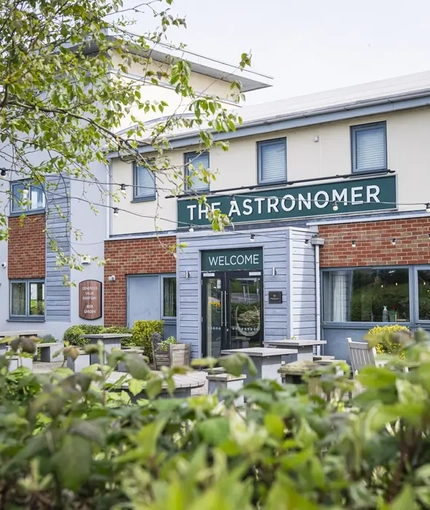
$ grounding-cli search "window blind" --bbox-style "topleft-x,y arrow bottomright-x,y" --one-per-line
259,139 -> 286,183
354,125 -> 386,172
185,152 -> 209,191
135,165 -> 155,198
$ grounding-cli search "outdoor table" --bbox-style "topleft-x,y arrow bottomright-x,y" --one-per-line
83,333 -> 132,365
265,340 -> 327,361
108,371 -> 205,400
220,347 -> 298,383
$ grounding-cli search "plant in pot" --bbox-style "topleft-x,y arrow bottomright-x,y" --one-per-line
151,333 -> 191,369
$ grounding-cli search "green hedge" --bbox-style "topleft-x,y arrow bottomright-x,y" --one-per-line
63,325 -> 133,347
131,320 -> 164,361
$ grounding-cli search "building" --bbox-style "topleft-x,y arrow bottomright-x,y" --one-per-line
105,69 -> 430,361
0,44 -> 271,339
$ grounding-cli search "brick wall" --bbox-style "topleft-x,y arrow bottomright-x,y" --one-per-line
104,236 -> 177,326
8,214 -> 46,279
319,217 -> 430,267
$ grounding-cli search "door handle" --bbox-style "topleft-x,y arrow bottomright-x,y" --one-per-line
223,290 -> 228,329
220,290 -> 224,327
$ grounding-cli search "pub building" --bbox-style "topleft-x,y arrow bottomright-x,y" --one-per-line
104,70 -> 430,362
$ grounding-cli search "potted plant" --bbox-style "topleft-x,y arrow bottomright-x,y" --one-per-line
151,334 -> 191,369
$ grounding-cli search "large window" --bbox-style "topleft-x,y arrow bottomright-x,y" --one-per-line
133,163 -> 156,201
418,270 -> 430,321
257,138 -> 287,184
11,182 -> 45,214
351,122 -> 387,173
10,280 -> 45,319
163,277 -> 176,318
184,152 -> 210,192
323,268 -> 409,323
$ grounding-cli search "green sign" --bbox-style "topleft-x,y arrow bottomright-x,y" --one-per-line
178,175 -> 397,226
202,248 -> 263,271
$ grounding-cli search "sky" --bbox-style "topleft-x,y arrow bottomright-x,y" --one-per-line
123,0 -> 430,105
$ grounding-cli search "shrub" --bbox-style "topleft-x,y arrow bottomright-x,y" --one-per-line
41,334 -> 57,343
63,324 -> 104,347
131,320 -> 163,360
159,336 -> 177,352
366,323 -> 410,357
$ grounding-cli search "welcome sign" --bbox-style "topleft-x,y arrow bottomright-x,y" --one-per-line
178,175 -> 397,227
202,248 -> 263,271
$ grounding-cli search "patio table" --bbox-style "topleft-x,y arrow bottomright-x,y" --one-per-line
220,347 -> 298,383
83,333 -> 132,364
265,339 -> 327,361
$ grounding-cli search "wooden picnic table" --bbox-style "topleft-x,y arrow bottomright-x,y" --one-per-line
221,347 -> 298,383
265,339 -> 327,361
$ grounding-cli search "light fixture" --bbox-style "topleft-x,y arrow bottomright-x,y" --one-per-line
272,267 -> 277,276
230,195 -> 237,206
391,238 -> 396,245
188,225 -> 194,233
120,183 -> 126,192
250,233 -> 255,242
351,240 -> 356,248
304,239 -> 310,245
113,207 -> 119,216
332,201 -> 338,212
0,169 -> 6,177
426,203 -> 430,213
428,233 -> 430,239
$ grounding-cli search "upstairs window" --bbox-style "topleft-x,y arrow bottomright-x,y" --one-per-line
133,163 -> 156,201
351,122 -> 387,173
11,182 -> 45,214
257,138 -> 287,184
184,152 -> 210,192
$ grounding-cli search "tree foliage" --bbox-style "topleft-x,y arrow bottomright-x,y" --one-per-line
1,330 -> 430,507
0,0 -> 248,247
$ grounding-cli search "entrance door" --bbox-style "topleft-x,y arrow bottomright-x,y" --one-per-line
202,271 -> 263,357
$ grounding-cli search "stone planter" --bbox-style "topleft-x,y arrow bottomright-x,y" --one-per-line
67,352 -> 90,372
207,373 -> 246,406
9,356 -> 33,371
39,342 -> 64,362
153,343 -> 191,369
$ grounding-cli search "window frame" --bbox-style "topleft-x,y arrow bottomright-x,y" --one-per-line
161,274 -> 177,319
9,279 -> 45,320
321,265 -> 412,326
132,162 -> 156,202
351,121 -> 387,174
10,181 -> 46,215
257,137 -> 287,185
184,151 -> 210,192
414,266 -> 430,324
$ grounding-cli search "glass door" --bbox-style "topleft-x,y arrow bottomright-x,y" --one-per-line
202,275 -> 225,358
227,274 -> 263,349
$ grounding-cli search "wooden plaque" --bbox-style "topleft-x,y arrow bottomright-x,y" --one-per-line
79,280 -> 102,320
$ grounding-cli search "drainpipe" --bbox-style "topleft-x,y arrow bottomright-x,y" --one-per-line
311,236 -> 325,352
106,160 -> 111,238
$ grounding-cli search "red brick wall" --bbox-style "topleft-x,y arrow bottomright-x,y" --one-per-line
320,217 -> 430,267
104,236 -> 177,326
8,214 -> 46,279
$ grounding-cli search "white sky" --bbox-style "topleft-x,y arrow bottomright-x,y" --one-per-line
124,0 -> 430,105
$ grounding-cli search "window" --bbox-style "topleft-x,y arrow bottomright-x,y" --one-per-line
163,277 -> 176,317
418,270 -> 430,321
133,163 -> 156,201
323,268 -> 409,323
10,280 -> 45,319
184,152 -> 209,192
257,138 -> 287,184
351,122 -> 387,173
11,182 -> 45,214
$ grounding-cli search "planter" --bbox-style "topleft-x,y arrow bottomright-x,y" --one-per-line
153,343 -> 191,369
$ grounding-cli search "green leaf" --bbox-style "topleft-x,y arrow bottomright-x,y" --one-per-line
391,485 -> 417,510
197,417 -> 230,446
125,355 -> 150,380
70,420 -> 106,447
53,435 -> 92,492
264,414 -> 285,439
145,378 -> 163,399
128,378 -> 145,397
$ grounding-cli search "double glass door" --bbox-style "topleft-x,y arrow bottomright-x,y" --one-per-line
203,271 -> 263,358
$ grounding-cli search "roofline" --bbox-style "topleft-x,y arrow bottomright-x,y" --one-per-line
74,31 -> 273,92
107,88 -> 430,158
